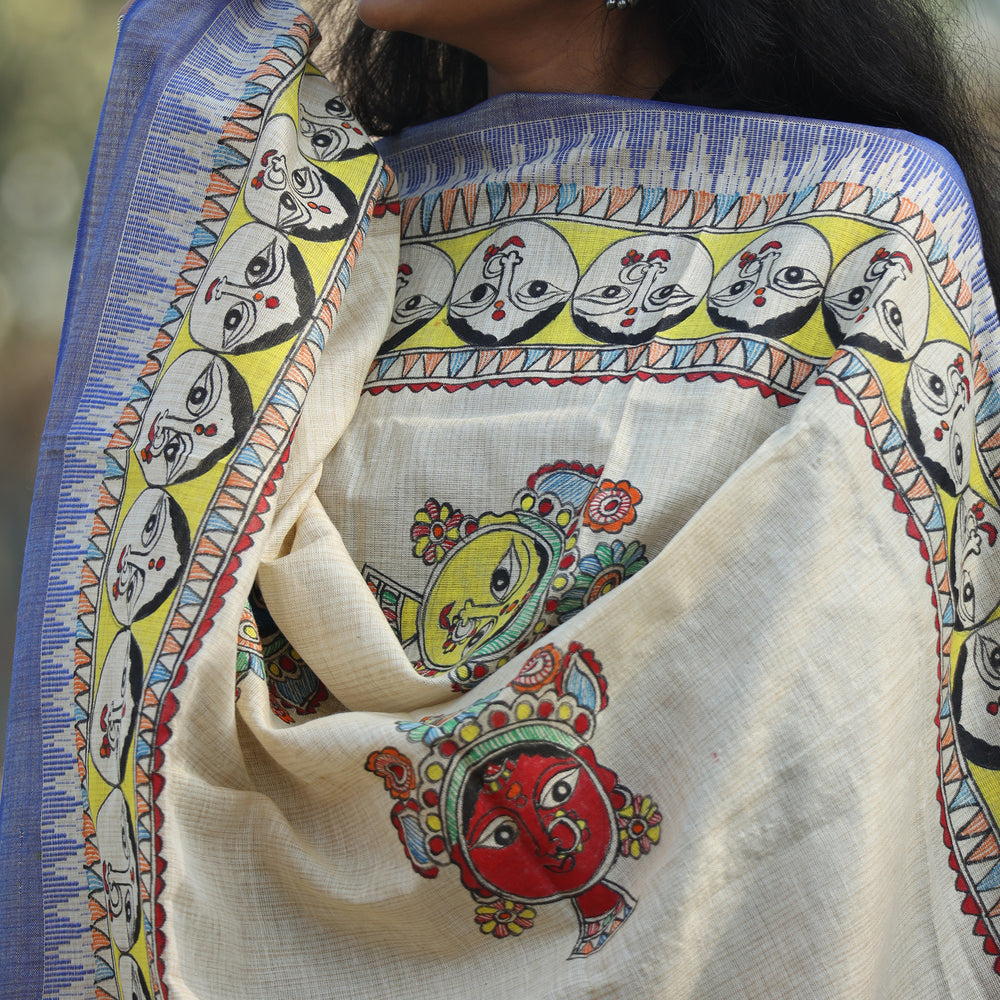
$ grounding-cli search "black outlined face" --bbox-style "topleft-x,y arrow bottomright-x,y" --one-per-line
707,223 -> 832,339
571,234 -> 713,344
382,242 -> 456,351
244,115 -> 358,240
96,788 -> 141,951
954,619 -> 1000,769
135,351 -> 252,485
822,233 -> 929,361
296,74 -> 375,162
448,222 -> 578,345
189,222 -> 315,354
951,491 -> 1000,631
901,340 -> 974,495
88,629 -> 143,786
107,488 -> 190,625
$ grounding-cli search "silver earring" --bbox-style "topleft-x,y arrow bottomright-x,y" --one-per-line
605,0 -> 637,8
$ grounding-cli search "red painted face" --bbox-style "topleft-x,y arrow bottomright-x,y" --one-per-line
456,746 -> 617,903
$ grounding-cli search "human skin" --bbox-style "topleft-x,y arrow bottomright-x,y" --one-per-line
354,0 -> 676,99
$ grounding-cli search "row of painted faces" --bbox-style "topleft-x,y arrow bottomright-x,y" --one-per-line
387,220 -> 941,353
109,334 -> 975,631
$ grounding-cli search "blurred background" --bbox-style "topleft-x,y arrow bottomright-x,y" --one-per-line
0,0 -> 998,774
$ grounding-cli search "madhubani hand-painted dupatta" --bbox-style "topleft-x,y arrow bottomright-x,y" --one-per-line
6,0 -> 1000,997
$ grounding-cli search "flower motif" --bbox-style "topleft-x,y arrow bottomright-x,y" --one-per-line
474,898 -> 536,938
582,479 -> 642,534
617,794 -> 662,859
365,747 -> 416,800
411,499 -> 474,565
557,540 -> 647,618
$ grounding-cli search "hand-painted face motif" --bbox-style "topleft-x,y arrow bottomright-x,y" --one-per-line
822,233 -> 929,361
954,620 -> 1000,769
419,520 -> 551,669
707,223 -> 832,339
456,744 -> 617,902
448,222 -> 578,345
244,115 -> 358,240
951,491 -> 1000,631
383,242 -> 456,351
96,788 -> 141,951
117,955 -> 152,1000
571,234 -> 713,344
135,351 -> 252,485
189,222 -> 315,354
107,488 -> 190,625
88,629 -> 142,786
297,74 -> 375,162
901,340 -> 973,495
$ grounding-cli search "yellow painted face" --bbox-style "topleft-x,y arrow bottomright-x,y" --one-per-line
419,518 -> 551,669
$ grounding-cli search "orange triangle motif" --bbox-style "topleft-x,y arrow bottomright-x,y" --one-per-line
737,193 -> 762,227
81,564 -> 100,588
108,428 -> 132,451
222,120 -> 257,143
499,349 -> 524,373
957,279 -> 972,309
940,258 -> 960,287
119,404 -> 140,427
933,538 -> 948,565
140,359 -> 160,379
194,533 -> 224,559
295,343 -> 317,374
286,363 -> 310,390
263,46 -> 295,66
980,428 -> 1000,452
475,349 -> 499,374
814,181 -> 839,208
693,340 -> 713,364
689,191 -> 715,226
660,189 -> 689,226
625,344 -> 647,369
893,196 -> 921,223
714,337 -> 739,364
839,182 -> 867,208
183,250 -> 207,272
77,591 -> 95,617
892,449 -> 919,475
175,276 -> 197,297
969,833 -> 1000,864
423,352 -> 445,377
768,348 -> 786,379
535,184 -> 559,213
187,559 -> 215,580
508,183 -> 529,216
227,102 -> 261,123
249,64 -> 283,82
152,328 -> 173,351
460,183 -> 479,224
89,513 -> 109,538
914,215 -> 936,243
572,350 -> 596,372
869,402 -> 891,427
440,189 -> 458,231
260,405 -> 289,432
225,468 -> 257,492
401,353 -> 421,377
859,377 -> 882,399
941,722 -> 954,747
170,610 -> 192,631
790,359 -> 812,390
547,348 -> 570,369
906,476 -> 932,500
647,341 -> 670,366
975,358 -> 991,390
98,484 -> 118,509
215,489 -> 244,511
399,198 -> 419,236
250,426 -> 278,450
581,186 -> 604,215
607,187 -> 634,217
162,634 -> 183,655
763,192 -> 789,222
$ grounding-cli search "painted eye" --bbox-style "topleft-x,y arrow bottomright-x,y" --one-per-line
185,362 -> 221,417
451,281 -> 498,316
962,573 -> 976,615
324,96 -> 348,117
473,815 -> 519,850
880,300 -> 903,330
646,283 -> 688,309
140,500 -> 166,548
223,302 -> 251,338
910,364 -> 950,414
847,286 -> 868,306
772,265 -> 821,296
538,766 -> 580,809
575,283 -> 631,314
974,635 -> 1000,689
162,434 -> 181,465
954,435 -> 964,475
244,238 -> 284,287
291,166 -> 323,198
512,278 -> 567,312
490,544 -> 522,601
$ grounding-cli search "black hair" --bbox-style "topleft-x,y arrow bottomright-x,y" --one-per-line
317,0 -> 1000,293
